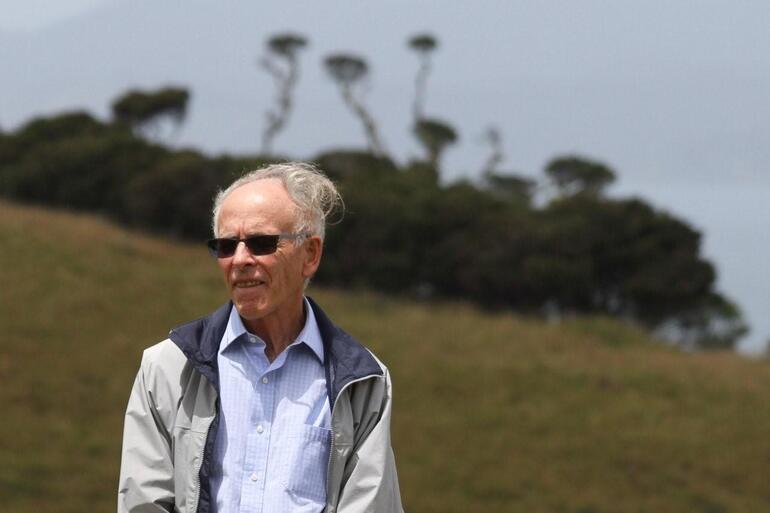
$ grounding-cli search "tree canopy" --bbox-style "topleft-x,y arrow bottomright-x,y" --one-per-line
545,155 -> 617,197
111,86 -> 190,139
0,86 -> 746,351
413,118 -> 458,169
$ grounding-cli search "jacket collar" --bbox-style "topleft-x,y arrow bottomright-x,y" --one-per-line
168,296 -> 383,400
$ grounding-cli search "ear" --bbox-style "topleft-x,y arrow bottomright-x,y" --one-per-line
302,236 -> 323,278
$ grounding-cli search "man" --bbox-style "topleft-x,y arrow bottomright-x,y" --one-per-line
118,162 -> 403,513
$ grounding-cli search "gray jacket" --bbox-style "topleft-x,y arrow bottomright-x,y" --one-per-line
118,298 -> 404,513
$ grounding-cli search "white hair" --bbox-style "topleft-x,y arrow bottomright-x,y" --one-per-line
211,161 -> 343,238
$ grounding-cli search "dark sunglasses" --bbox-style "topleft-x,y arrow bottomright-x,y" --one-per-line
207,233 -> 309,258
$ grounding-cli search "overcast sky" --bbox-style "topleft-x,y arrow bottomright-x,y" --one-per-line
2,0 -> 768,351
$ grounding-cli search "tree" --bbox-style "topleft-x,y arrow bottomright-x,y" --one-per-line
122,151 -> 231,239
545,155 -> 616,197
407,33 -> 438,122
313,149 -> 397,181
259,33 -> 308,155
480,126 -> 504,175
111,87 -> 190,140
534,194 -> 746,349
1,104 -> 746,352
478,126 -> 536,205
655,293 -> 748,350
413,118 -> 457,170
324,53 -> 386,157
0,111 -> 167,214
483,172 -> 536,205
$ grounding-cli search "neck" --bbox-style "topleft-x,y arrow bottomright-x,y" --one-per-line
243,299 -> 306,362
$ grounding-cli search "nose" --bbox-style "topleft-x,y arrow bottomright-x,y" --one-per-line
231,240 -> 255,266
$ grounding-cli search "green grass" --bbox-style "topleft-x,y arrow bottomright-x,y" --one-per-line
2,200 -> 770,513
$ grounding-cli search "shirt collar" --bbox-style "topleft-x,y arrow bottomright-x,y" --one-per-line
219,297 -> 324,364
296,297 -> 325,363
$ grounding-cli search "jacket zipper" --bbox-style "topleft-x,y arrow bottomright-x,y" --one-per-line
191,415 -> 216,513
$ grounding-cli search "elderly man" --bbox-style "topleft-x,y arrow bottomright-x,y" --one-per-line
118,162 -> 403,513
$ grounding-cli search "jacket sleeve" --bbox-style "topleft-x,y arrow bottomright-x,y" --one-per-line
335,369 -> 405,513
117,353 -> 175,513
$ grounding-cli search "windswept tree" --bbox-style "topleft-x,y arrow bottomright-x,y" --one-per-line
324,53 -> 386,157
545,155 -> 616,197
407,34 -> 455,174
479,127 -> 534,204
111,86 -> 190,140
484,173 -> 536,205
407,33 -> 438,122
480,126 -> 504,175
413,118 -> 457,170
259,33 -> 308,155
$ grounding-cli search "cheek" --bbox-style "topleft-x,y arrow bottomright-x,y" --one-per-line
217,260 -> 232,283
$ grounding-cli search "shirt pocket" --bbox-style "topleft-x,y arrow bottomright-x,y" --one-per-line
281,424 -> 332,502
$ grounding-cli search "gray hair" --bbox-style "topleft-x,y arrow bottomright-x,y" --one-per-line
211,161 -> 343,238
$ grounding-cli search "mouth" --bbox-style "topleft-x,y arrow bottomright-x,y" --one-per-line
233,279 -> 266,289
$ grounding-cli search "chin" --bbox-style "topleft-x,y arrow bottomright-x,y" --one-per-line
234,300 -> 270,320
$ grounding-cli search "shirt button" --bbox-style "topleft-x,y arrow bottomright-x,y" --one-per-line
261,376 -> 269,384
256,425 -> 264,434
250,472 -> 259,481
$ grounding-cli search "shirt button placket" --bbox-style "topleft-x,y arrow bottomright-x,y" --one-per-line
249,372 -> 273,513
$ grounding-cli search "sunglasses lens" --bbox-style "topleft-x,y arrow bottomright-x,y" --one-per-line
207,239 -> 238,257
244,235 -> 279,255
207,235 -> 284,258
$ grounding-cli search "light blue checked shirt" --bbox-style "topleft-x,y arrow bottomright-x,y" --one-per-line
210,298 -> 331,513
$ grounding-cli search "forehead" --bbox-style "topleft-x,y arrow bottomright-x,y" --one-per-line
218,178 -> 298,234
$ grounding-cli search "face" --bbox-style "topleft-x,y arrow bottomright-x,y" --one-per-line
215,179 -> 322,332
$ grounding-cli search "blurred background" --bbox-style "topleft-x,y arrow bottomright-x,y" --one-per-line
1,1 -> 769,512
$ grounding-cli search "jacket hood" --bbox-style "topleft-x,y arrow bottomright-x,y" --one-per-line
167,297 -> 383,400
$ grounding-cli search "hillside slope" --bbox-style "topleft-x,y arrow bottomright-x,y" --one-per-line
1,201 -> 769,513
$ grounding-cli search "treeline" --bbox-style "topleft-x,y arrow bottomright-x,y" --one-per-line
0,93 -> 746,350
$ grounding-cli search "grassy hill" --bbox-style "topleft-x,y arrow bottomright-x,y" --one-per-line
2,200 -> 769,513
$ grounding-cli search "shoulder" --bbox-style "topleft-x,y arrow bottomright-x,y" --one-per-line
139,339 -> 193,390
141,338 -> 187,368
